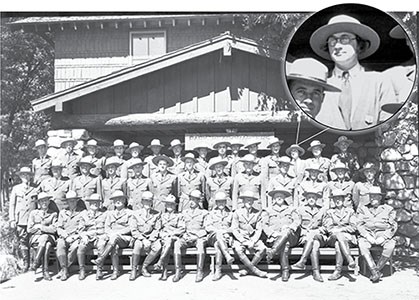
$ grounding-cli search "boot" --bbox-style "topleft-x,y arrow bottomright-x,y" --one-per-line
159,257 -> 169,281
110,251 -> 120,280
32,245 -> 45,271
376,255 -> 391,272
141,250 -> 159,277
78,252 -> 86,280
291,240 -> 313,270
130,254 -> 140,281
266,234 -> 289,262
239,248 -> 266,276
328,247 -> 343,281
20,248 -> 30,272
363,252 -> 380,283
237,250 -> 267,278
67,247 -> 77,269
195,253 -> 205,282
96,266 -> 104,281
92,244 -> 113,266
57,255 -> 69,281
280,249 -> 290,282
338,239 -> 355,268
42,243 -> 52,281
154,243 -> 171,271
172,254 -> 183,282
311,249 -> 323,282
212,251 -> 223,281
217,240 -> 234,265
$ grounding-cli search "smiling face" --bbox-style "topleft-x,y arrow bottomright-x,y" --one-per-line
189,197 -> 199,209
311,146 -> 323,157
272,193 -> 286,206
243,162 -> 254,173
86,145 -> 97,156
130,148 -> 141,158
363,169 -> 376,181
63,142 -> 74,154
290,81 -> 325,117
114,146 -> 125,157
271,143 -> 281,155
106,165 -> 117,176
157,160 -> 168,173
39,198 -> 50,210
248,144 -> 258,155
217,144 -> 227,156
328,32 -> 359,68
308,169 -> 320,181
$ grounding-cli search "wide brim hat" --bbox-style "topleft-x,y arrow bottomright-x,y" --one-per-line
127,158 -> 147,169
213,141 -> 231,149
303,190 -> 322,198
163,194 -> 177,204
85,194 -> 103,202
382,103 -> 404,114
213,191 -> 228,202
109,191 -> 128,201
77,158 -> 95,168
33,140 -> 47,150
181,153 -> 198,163
368,186 -> 385,196
307,140 -> 326,151
112,139 -> 127,148
208,158 -> 228,170
60,138 -> 77,148
334,136 -> 353,147
63,191 -> 81,201
103,157 -> 122,169
36,192 -> 53,202
285,144 -> 305,156
169,139 -> 184,150
330,162 -> 349,173
238,190 -> 258,201
240,154 -> 258,165
230,142 -> 244,148
244,141 -> 261,149
389,25 -> 405,39
277,156 -> 294,165
141,191 -> 154,201
267,137 -> 284,148
147,139 -> 164,148
268,189 -> 292,198
126,142 -> 144,153
152,155 -> 174,167
16,167 -> 34,176
193,145 -> 212,152
305,164 -> 322,173
310,14 -> 380,60
330,189 -> 347,198
360,162 -> 378,173
189,190 -> 202,200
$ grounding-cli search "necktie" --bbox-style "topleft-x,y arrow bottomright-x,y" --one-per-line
338,71 -> 352,130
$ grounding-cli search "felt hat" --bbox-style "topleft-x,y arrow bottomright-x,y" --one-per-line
103,156 -> 122,169
330,189 -> 346,198
169,139 -> 184,150
244,140 -> 261,149
305,163 -> 322,173
334,136 -> 353,147
16,167 -> 34,176
213,141 -> 231,149
141,191 -> 154,201
152,155 -> 174,167
230,142 -> 244,148
33,139 -> 47,150
85,193 -> 103,202
268,188 -> 292,198
112,139 -> 126,148
163,194 -> 177,204
303,189 -> 322,198
240,154 -> 258,165
189,190 -> 202,200
35,192 -> 53,202
85,139 -> 98,148
127,142 -> 144,152
60,138 -> 77,148
285,144 -> 305,156
277,156 -> 294,165
238,190 -> 258,201
360,162 -> 378,172
267,137 -> 284,148
181,152 -> 198,163
77,156 -> 95,168
330,161 -> 349,172
307,140 -> 326,151
109,190 -> 128,201
50,159 -> 64,169
193,145 -> 212,152
63,190 -> 81,201
208,157 -> 228,170
213,191 -> 228,202
127,158 -> 146,169
148,139 -> 164,148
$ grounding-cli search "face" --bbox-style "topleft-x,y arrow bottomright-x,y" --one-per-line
243,198 -> 254,209
197,148 -> 208,158
51,167 -> 62,178
130,148 -> 141,158
306,194 -> 317,207
190,198 -> 199,209
150,145 -> 162,155
231,145 -> 241,155
67,199 -> 78,210
309,170 -> 320,181
215,200 -> 226,210
114,146 -> 124,157
328,32 -> 359,65
217,144 -> 227,156
142,199 -> 152,210
311,146 -> 323,157
333,196 -> 344,208
63,142 -> 74,154
20,173 -> 31,183
89,201 -> 100,211
272,193 -> 286,206
36,145 -> 47,157
158,160 -> 168,172
290,149 -> 300,159
214,163 -> 225,176
184,159 -> 195,171
114,198 -> 125,210
133,165 -> 143,176
39,198 -> 50,210
248,144 -> 258,155
80,163 -> 91,175
243,162 -> 254,172
107,165 -> 117,176
165,202 -> 176,212
338,142 -> 349,152
271,143 -> 281,154
370,194 -> 381,207
363,169 -> 376,181
290,81 -> 325,117
86,146 -> 97,156
172,145 -> 182,156
279,163 -> 290,174
335,169 -> 346,180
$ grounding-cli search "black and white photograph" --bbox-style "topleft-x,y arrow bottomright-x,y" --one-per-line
0,1 -> 418,300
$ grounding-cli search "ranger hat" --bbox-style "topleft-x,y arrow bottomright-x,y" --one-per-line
303,189 -> 322,198
77,156 -> 95,168
238,190 -> 258,201
285,144 -> 305,156
147,139 -> 164,148
277,156 -> 294,165
127,158 -> 146,169
103,156 -> 122,169
17,167 -> 34,176
305,163 -> 322,173
230,142 -> 244,148
307,140 -> 326,151
163,194 -> 177,204
181,152 -> 198,163
240,154 -> 258,165
193,145 -> 212,152
169,139 -> 184,150
127,142 -> 144,153
267,137 -> 284,148
213,191 -> 228,202
112,139 -> 126,148
189,190 -> 202,200
63,190 -> 80,201
152,155 -> 174,167
60,138 -> 78,148
141,191 -> 154,201
244,140 -> 261,149
208,157 -> 228,170
33,139 -> 47,150
360,162 -> 378,173
334,136 -> 353,147
85,193 -> 103,202
213,141 -> 231,149
268,188 -> 292,198
109,190 -> 128,201
330,189 -> 347,198
50,159 -> 64,169
36,192 -> 53,202
331,161 -> 349,173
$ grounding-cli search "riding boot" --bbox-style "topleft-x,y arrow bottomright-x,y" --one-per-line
172,254 -> 183,282
363,252 -> 380,283
266,234 -> 289,262
42,243 -> 52,281
141,250 -> 159,277
217,240 -> 234,265
280,248 -> 290,282
159,256 -> 169,281
78,251 -> 86,280
130,254 -> 140,281
328,246 -> 343,281
96,266 -> 104,281
92,244 -> 113,266
212,251 -> 223,281
338,239 -> 355,268
20,247 -> 30,272
239,248 -> 266,276
195,253 -> 205,282
110,250 -> 120,280
311,249 -> 323,282
237,250 -> 267,278
154,243 -> 171,271
32,245 -> 45,271
291,240 -> 313,270
57,255 -> 69,281
376,255 -> 391,272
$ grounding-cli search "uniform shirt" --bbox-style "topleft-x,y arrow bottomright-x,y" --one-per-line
102,176 -> 126,209
232,171 -> 261,210
330,152 -> 360,181
204,207 -> 233,233
206,175 -> 233,210
262,205 -> 301,238
352,181 -> 380,209
316,64 -> 395,130
126,176 -> 152,210
149,172 -> 177,213
181,208 -> 208,239
129,208 -> 161,241
56,151 -> 82,179
38,176 -> 71,210
228,154 -> 242,178
9,183 -> 37,225
322,207 -> 357,235
357,204 -> 397,241
195,157 -> 208,175
159,211 -> 185,240
71,174 -> 102,201
294,179 -> 327,207
231,207 -> 263,242
27,208 -> 58,235
297,205 -> 325,235
105,208 -> 132,235
267,173 -> 297,208
177,170 -> 205,212
32,155 -> 52,185
288,157 -> 306,184
168,156 -> 185,176
305,157 -> 331,182
56,208 -> 86,238
84,154 -> 105,178
79,209 -> 107,241
143,154 -> 159,178
325,180 -> 355,208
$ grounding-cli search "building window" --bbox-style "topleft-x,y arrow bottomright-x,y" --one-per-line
130,31 -> 166,64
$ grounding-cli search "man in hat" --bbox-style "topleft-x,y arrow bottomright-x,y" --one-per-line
122,142 -> 144,179
9,167 -> 38,272
71,156 -> 102,206
149,155 -> 177,213
83,139 -> 105,178
353,162 -> 380,210
286,144 -> 306,184
206,157 -> 233,210
102,156 -> 126,210
110,139 -> 128,179
56,139 -> 82,179
129,191 -> 162,281
177,153 -> 205,212
294,163 -> 328,207
326,161 -> 355,208
228,142 -> 244,178
168,139 -> 185,176
267,156 -> 297,208
208,141 -> 233,176
92,190 -> 132,280
287,58 -> 341,118
291,189 -> 327,282
56,190 -> 86,281
143,139 -> 164,178
32,139 -> 53,185
232,154 -> 262,210
153,194 -> 185,281
244,140 -> 262,173
172,190 -> 208,282
330,136 -> 360,181
76,193 -> 107,280
231,190 -> 267,278
193,144 -> 211,174
305,140 -> 331,182
356,186 -> 397,283
204,191 -> 234,281
263,188 -> 301,282
126,158 -> 151,210
311,15 -> 395,130
323,189 -> 357,281
27,192 -> 57,280
38,159 -> 71,211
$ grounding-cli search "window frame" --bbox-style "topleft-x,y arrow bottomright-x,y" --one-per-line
129,30 -> 167,65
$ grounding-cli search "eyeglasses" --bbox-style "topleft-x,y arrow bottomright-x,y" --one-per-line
327,35 -> 357,47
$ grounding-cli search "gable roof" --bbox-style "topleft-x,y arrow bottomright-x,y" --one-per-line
31,32 -> 283,112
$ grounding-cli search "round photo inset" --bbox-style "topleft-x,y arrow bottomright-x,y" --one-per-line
285,3 -> 417,132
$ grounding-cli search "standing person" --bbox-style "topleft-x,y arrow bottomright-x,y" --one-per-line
168,139 -> 185,176
56,139 -> 82,179
172,190 -> 208,283
149,155 -> 177,213
102,156 -> 126,210
208,141 -> 232,176
193,144 -> 211,174
92,190 -> 132,280
71,156 -> 102,207
153,194 -> 185,281
263,188 -> 301,282
122,142 -> 144,179
353,162 -> 380,210
357,186 -> 397,283
143,139 -> 164,178
231,190 -> 267,278
228,142 -> 244,178
244,140 -> 262,173
129,191 -> 161,281
27,192 -> 57,281
204,191 -> 234,281
323,189 -> 357,281
330,136 -> 360,181
294,163 -> 328,208
9,167 -> 37,272
206,158 -> 234,210
76,193 -> 107,281
311,14 -> 395,130
177,153 -> 205,212
83,139 -> 105,178
326,162 -> 355,209
56,191 -> 86,281
32,139 -> 52,185
110,139 -> 128,179
126,158 -> 151,210
305,140 -> 331,182
267,157 -> 296,209
286,144 -> 306,184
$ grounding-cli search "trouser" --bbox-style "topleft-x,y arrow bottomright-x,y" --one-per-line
207,231 -> 233,263
56,237 -> 80,267
77,238 -> 107,257
358,238 -> 396,258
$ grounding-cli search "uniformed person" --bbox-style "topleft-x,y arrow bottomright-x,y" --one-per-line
122,142 -> 144,179
243,140 -> 262,173
231,190 -> 267,278
153,194 -> 185,281
8,166 -> 37,272
129,191 -> 162,281
286,144 -> 306,184
126,158 -> 151,210
149,155 -> 177,213
267,156 -> 296,208
110,139 -> 128,179
92,190 -> 132,280
263,188 -> 301,282
177,153 -> 205,212
193,144 -> 211,174
32,139 -> 52,185
305,140 -> 331,182
330,136 -> 360,181
173,190 -> 208,282
353,162 -> 380,210
71,156 -> 102,206
102,156 -> 126,210
323,189 -> 357,281
325,161 -> 355,208
207,141 -> 232,176
56,138 -> 82,179
83,139 -> 105,178
205,157 -> 233,210
291,189 -> 327,282
27,192 -> 58,281
168,139 -> 185,176
228,142 -> 244,178
294,163 -> 328,207
56,191 -> 86,281
204,191 -> 234,281
76,193 -> 107,281
356,186 -> 397,283
143,139 -> 164,178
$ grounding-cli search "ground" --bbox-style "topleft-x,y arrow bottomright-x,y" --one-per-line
1,265 -> 419,300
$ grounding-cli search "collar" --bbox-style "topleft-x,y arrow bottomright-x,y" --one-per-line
333,63 -> 364,79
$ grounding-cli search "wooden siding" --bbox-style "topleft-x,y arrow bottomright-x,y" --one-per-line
68,49 -> 286,115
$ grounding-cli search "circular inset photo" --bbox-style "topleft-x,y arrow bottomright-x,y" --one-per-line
285,3 -> 417,132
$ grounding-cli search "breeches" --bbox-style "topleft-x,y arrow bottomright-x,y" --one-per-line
358,237 -> 396,257
174,236 -> 206,254
132,238 -> 162,255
